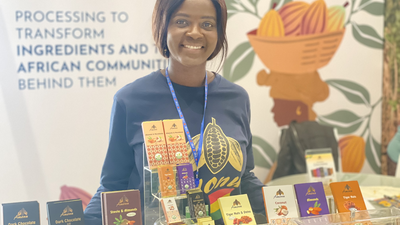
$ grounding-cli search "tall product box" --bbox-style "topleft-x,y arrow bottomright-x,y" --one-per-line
294,182 -> 329,217
142,120 -> 170,168
218,194 -> 256,225
329,181 -> 367,213
47,199 -> 85,225
163,119 -> 189,164
2,201 -> 40,225
176,163 -> 196,195
186,188 -> 207,219
101,189 -> 142,225
262,185 -> 299,224
160,197 -> 182,224
158,165 -> 178,197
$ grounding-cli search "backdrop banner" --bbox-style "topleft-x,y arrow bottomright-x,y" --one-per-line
0,0 -> 383,221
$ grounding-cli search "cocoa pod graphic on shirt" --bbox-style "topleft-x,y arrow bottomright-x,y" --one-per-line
187,117 -> 243,174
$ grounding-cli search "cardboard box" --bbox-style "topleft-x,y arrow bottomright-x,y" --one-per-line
158,165 -> 177,197
142,121 -> 170,168
262,185 -> 298,224
101,189 -> 142,225
160,197 -> 182,224
176,163 -> 195,195
163,119 -> 189,164
218,194 -> 256,225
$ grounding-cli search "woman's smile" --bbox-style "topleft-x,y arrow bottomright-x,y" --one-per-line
182,45 -> 203,50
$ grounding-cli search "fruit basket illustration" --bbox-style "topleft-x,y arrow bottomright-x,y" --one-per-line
247,29 -> 345,74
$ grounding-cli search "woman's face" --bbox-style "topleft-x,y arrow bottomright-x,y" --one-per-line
167,0 -> 218,68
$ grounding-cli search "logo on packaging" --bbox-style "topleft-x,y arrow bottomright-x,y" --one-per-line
117,195 -> 129,206
61,206 -> 73,217
171,123 -> 178,129
155,153 -> 162,161
305,186 -> 316,196
231,199 -> 242,209
150,125 -> 157,131
274,189 -> 285,198
175,152 -> 183,159
167,199 -> 175,210
14,208 -> 28,220
343,184 -> 352,193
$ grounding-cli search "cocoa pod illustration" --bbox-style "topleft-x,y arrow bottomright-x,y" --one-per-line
258,3 -> 285,37
227,137 -> 243,172
326,2 -> 348,32
203,118 -> 230,174
278,1 -> 310,36
186,118 -> 243,173
339,135 -> 366,172
301,0 -> 328,35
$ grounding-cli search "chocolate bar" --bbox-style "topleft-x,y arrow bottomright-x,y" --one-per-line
176,163 -> 195,195
158,165 -> 177,197
186,189 -> 207,219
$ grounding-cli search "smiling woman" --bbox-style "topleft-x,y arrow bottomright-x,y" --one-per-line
83,1 -> 266,224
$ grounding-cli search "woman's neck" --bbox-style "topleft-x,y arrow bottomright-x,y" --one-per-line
163,63 -> 214,87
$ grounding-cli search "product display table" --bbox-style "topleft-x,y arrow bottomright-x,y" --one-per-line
267,173 -> 400,225
267,172 -> 400,187
267,172 -> 400,208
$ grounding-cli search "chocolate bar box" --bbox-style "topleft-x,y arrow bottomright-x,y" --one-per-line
101,189 -> 142,225
158,165 -> 177,197
176,163 -> 195,195
186,189 -> 207,219
2,201 -> 40,225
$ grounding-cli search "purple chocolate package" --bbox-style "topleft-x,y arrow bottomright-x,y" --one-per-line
176,163 -> 195,194
294,182 -> 329,217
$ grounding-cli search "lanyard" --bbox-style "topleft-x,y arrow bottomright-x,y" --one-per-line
165,67 -> 208,187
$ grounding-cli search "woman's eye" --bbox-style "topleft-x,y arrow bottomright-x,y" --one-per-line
176,20 -> 187,25
203,22 -> 213,28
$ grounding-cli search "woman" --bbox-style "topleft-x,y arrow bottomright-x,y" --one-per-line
84,0 -> 265,224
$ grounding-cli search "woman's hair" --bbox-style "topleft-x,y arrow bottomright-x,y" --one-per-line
152,0 -> 228,64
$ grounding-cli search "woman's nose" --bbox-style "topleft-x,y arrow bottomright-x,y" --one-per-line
187,24 -> 202,39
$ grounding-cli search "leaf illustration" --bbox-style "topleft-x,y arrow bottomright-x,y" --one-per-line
269,0 -> 293,10
318,116 -> 363,135
223,41 -> 255,82
365,134 -> 381,174
314,201 -> 318,208
250,0 -> 260,7
326,79 -> 371,105
320,110 -> 362,124
351,22 -> 383,49
359,2 -> 384,16
252,136 -> 277,169
226,0 -> 239,18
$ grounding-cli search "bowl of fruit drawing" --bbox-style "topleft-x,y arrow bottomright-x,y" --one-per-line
247,0 -> 347,74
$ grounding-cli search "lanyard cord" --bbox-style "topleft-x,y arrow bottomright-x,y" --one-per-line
165,68 -> 208,187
